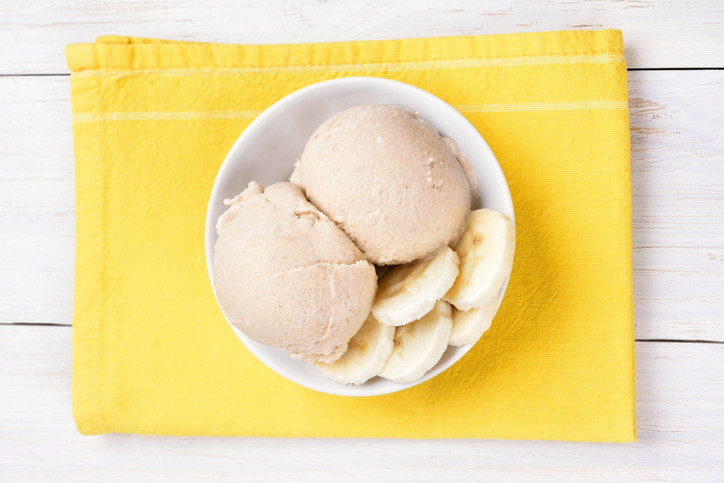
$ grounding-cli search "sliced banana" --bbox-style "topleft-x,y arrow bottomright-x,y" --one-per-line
449,298 -> 498,346
372,247 -> 460,327
378,300 -> 453,384
315,314 -> 394,385
444,209 -> 515,311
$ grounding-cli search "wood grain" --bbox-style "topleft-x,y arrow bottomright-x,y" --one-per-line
0,76 -> 75,325
0,325 -> 722,480
1,2 -> 724,479
1,0 -> 724,74
629,70 -> 724,342
1,72 -> 722,341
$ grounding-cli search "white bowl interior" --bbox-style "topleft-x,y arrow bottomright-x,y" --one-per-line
205,77 -> 514,396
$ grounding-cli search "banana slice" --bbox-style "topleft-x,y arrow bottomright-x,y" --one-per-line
372,247 -> 459,326
378,300 -> 453,384
449,298 -> 498,346
444,209 -> 515,311
315,314 -> 394,385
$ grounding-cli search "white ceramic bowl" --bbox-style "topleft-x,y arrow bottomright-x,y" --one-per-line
205,77 -> 514,396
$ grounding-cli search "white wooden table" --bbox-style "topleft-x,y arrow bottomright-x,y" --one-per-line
2,1 -> 723,480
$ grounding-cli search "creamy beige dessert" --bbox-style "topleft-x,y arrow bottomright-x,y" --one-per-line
213,181 -> 377,363
214,105 -> 515,386
291,105 -> 472,265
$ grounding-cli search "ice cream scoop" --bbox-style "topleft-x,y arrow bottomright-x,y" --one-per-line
291,105 -> 472,265
213,181 -> 377,363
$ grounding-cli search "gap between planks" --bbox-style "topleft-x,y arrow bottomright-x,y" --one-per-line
1,322 -> 722,345
1,68 -> 724,77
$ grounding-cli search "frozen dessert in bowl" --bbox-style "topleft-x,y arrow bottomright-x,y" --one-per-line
205,78 -> 515,396
213,181 -> 377,363
291,104 -> 472,265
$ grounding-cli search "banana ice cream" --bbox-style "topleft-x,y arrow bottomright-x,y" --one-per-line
291,105 -> 472,265
213,181 -> 377,363
212,105 -> 512,386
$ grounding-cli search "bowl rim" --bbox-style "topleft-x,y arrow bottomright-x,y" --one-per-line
205,76 -> 515,396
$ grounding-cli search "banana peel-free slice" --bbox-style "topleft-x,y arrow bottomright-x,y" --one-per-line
445,209 -> 514,312
449,298 -> 497,346
316,313 -> 394,385
378,300 -> 453,384
372,247 -> 459,327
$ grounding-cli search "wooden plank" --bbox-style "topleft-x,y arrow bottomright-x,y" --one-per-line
0,71 -> 723,341
629,71 -> 724,341
1,0 -> 723,73
0,325 -> 722,480
0,76 -> 75,325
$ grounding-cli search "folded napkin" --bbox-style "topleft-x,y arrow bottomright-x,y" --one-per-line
66,30 -> 635,441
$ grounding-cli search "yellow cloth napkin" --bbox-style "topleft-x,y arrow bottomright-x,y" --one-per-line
66,29 -> 635,441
